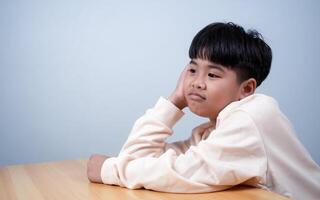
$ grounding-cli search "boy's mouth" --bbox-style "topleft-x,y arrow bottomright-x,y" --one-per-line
188,92 -> 206,101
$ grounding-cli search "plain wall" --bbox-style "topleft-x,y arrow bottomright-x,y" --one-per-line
1,0 -> 320,165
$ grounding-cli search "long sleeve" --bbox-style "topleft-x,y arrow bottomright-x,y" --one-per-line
100,97 -> 267,193
118,96 -> 185,157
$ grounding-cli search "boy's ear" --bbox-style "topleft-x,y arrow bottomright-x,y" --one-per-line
238,78 -> 257,100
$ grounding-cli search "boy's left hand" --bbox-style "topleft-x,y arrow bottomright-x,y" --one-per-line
87,154 -> 109,183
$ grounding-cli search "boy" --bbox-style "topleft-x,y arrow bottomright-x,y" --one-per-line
87,22 -> 320,199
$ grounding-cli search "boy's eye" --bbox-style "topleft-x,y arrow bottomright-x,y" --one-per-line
208,73 -> 219,78
188,69 -> 196,73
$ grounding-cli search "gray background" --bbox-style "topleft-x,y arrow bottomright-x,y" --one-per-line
1,0 -> 319,166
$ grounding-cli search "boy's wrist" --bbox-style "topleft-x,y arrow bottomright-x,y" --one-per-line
168,94 -> 186,110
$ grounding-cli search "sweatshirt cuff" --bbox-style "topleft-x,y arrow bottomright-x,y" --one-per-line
147,96 -> 184,128
101,157 -> 118,185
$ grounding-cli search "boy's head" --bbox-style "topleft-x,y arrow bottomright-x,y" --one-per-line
183,22 -> 272,121
189,22 -> 272,87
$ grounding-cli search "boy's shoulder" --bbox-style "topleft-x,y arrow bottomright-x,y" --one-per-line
218,93 -> 281,121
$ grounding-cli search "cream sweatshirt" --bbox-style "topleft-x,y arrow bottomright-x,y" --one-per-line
101,94 -> 320,200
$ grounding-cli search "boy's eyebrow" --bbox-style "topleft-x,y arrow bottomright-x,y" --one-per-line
189,60 -> 225,72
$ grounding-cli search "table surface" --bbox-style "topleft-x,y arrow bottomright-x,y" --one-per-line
0,159 -> 290,200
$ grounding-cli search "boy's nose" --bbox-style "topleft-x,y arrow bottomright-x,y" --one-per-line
192,81 -> 206,90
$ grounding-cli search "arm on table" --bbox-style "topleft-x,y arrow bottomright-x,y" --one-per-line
100,110 -> 267,193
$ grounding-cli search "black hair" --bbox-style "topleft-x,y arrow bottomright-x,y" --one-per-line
189,22 -> 272,87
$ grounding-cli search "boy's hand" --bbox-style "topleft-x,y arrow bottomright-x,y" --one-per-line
168,66 -> 188,110
87,154 -> 109,183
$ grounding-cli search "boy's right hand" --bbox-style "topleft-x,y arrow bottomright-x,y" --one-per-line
168,66 -> 188,110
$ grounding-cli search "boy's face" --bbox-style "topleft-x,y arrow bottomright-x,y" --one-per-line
183,58 -> 242,122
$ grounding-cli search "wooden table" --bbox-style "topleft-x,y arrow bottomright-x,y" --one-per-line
0,159 -> 289,200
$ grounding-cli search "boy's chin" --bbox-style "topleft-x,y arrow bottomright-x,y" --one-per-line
188,106 -> 210,118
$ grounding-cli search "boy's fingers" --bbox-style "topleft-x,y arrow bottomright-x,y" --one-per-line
178,67 -> 188,83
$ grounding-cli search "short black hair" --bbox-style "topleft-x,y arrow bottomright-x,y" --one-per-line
189,22 -> 272,87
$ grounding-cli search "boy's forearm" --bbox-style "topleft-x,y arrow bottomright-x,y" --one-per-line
119,96 -> 185,158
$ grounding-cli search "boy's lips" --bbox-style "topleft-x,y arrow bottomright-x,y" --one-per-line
188,92 -> 206,101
